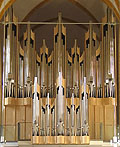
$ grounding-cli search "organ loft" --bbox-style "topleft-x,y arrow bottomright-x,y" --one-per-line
0,0 -> 120,146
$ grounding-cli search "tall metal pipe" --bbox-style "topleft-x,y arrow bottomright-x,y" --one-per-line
32,77 -> 39,136
55,13 -> 66,136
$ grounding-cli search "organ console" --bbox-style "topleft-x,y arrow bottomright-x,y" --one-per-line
2,7 -> 117,145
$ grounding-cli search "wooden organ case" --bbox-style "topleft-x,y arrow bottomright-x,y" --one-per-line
2,8 -> 117,145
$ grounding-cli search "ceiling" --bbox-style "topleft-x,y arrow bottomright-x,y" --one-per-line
12,0 -> 108,54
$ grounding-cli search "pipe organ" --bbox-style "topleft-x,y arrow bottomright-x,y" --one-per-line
2,8 -> 117,145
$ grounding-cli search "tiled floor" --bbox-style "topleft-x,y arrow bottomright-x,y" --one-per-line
0,142 -> 18,147
0,141 -> 120,147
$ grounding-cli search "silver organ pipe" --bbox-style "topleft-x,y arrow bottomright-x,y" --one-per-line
96,44 -> 102,98
76,104 -> 80,136
71,40 -> 80,137
40,98 -> 45,136
40,40 -> 48,136
102,9 -> 115,98
82,77 -> 88,136
4,8 -> 17,98
54,13 -> 66,136
51,103 -> 55,136
71,40 -> 80,97
18,44 -> 24,98
24,24 -> 35,98
48,52 -> 53,98
48,52 -> 55,136
71,93 -> 75,136
66,52 -> 72,98
36,55 -> 40,86
66,99 -> 70,136
66,52 -> 72,136
32,77 -> 39,136
46,93 -> 50,136
40,40 -> 48,98
85,24 -> 96,98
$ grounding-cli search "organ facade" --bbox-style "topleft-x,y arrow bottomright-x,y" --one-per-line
1,7 -> 118,145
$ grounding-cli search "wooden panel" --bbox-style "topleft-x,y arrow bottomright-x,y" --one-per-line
95,105 -> 103,140
65,136 -> 71,144
109,97 -> 117,106
32,136 -> 40,144
57,136 -> 64,144
16,106 -> 25,140
39,136 -> 45,144
105,106 -> 114,125
25,106 -> 32,139
89,98 -> 96,105
24,97 -> 31,105
95,106 -> 103,123
6,106 -> 15,125
76,136 -> 81,144
5,106 -> 16,141
81,136 -> 90,145
96,98 -> 103,105
71,136 -> 76,144
50,136 -> 56,144
95,106 -> 100,123
104,125 -> 114,141
16,98 -> 24,105
5,126 -> 16,141
89,105 -> 95,139
46,136 -> 51,144
103,98 -> 109,105
95,123 -> 100,139
4,97 -> 15,106
88,98 -> 115,141
16,106 -> 25,124
95,122 -> 103,140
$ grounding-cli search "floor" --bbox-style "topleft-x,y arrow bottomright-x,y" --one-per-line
0,141 -> 120,147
